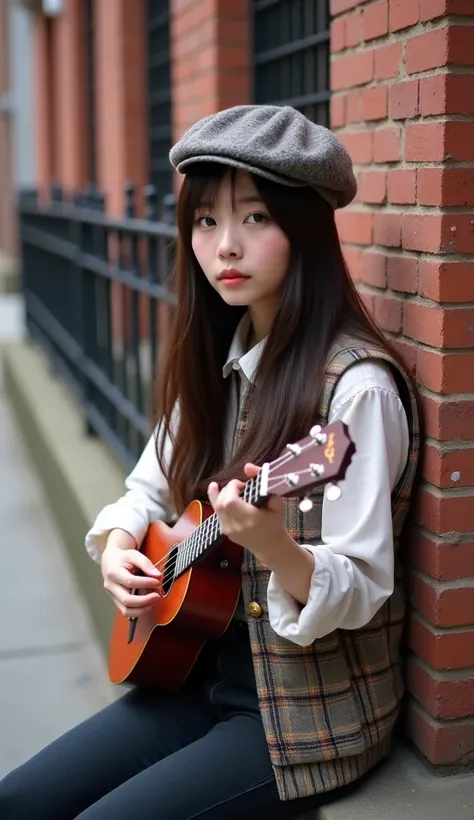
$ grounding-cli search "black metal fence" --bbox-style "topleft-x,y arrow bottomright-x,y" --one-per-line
18,184 -> 177,471
253,0 -> 330,126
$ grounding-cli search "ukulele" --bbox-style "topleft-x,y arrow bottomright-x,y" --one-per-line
108,421 -> 355,689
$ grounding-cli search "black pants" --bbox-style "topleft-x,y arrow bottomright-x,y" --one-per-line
0,622 -> 361,819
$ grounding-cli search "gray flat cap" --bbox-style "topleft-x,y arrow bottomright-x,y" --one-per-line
169,105 -> 357,209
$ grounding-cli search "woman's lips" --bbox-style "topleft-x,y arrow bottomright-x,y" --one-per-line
217,269 -> 250,286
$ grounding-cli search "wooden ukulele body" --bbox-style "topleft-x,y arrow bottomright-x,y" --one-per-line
108,500 -> 242,689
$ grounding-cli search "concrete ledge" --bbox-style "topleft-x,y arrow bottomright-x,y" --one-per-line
3,339 -> 474,819
0,251 -> 20,293
316,744 -> 473,820
2,339 -> 125,652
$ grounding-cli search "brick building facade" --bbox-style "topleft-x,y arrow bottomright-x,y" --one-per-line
29,0 -> 474,772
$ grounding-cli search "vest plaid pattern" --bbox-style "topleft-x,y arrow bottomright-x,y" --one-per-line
237,337 -> 420,801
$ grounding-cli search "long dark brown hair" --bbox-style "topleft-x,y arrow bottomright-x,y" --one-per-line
155,163 -> 411,513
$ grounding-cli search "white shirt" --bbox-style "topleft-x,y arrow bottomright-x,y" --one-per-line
85,317 -> 410,647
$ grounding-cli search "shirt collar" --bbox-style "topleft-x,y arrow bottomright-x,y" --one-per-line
222,313 -> 267,384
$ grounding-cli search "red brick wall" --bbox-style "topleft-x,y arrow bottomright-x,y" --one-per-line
34,0 -> 148,215
331,0 -> 474,768
95,0 -> 148,216
171,0 -> 251,141
53,0 -> 89,189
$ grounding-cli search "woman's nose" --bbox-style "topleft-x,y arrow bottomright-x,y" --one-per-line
217,228 -> 243,259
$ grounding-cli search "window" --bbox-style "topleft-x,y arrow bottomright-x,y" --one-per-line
253,0 -> 330,126
147,0 -> 172,204
84,0 -> 96,184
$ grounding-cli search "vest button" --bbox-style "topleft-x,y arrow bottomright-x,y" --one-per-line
248,601 -> 263,618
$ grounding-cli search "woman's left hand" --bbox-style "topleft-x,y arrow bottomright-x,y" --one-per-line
207,463 -> 287,563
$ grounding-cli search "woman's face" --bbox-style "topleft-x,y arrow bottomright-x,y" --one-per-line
191,170 -> 291,338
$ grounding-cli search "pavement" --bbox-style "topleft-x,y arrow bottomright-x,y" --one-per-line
0,294 -> 116,780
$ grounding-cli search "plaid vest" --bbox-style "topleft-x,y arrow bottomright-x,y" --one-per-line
237,336 -> 420,801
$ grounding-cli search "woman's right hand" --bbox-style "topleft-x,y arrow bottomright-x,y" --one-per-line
101,529 -> 162,618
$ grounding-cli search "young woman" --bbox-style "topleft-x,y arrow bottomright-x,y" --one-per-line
0,105 -> 419,819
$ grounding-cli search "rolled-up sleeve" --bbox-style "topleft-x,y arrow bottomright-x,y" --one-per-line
267,361 -> 410,646
85,423 -> 175,563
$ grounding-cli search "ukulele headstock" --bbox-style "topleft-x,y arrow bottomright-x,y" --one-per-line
261,421 -> 355,510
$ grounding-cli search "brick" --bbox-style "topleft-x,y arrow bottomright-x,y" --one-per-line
360,290 -> 376,316
390,80 -> 419,120
423,443 -> 474,490
410,530 -> 474,580
420,73 -> 474,116
330,16 -> 346,52
417,348 -> 474,393
345,9 -> 362,47
418,168 -> 474,207
404,302 -> 474,349
411,573 -> 474,627
440,214 -> 474,255
336,210 -> 373,245
373,294 -> 403,333
339,130 -> 373,164
443,307 -> 474,348
402,214 -> 443,254
360,250 -> 387,288
406,27 -> 448,73
390,0 -> 420,32
420,0 -> 474,21
362,85 -> 388,120
374,42 -> 403,80
346,91 -> 363,123
331,50 -> 374,90
405,123 -> 446,162
362,0 -> 388,41
392,337 -> 417,375
374,212 -> 402,247
343,245 -> 362,281
418,261 -> 474,303
404,302 -> 443,347
444,121 -> 474,161
406,121 -> 474,162
388,169 -> 417,205
410,612 -> 474,669
421,386 -> 474,438
408,701 -> 474,765
373,127 -> 401,162
360,170 -> 386,204
387,255 -> 418,292
216,18 -> 250,46
408,656 -> 474,720
408,25 -> 474,74
331,0 -> 366,15
330,95 -> 346,128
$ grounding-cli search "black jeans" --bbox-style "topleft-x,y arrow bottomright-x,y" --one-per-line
0,621 -> 361,819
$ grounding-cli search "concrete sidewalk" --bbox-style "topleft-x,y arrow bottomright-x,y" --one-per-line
0,295 -> 115,779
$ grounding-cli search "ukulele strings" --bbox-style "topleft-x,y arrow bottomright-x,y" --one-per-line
144,441 -> 322,590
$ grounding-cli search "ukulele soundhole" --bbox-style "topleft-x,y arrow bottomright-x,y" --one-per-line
162,546 -> 179,596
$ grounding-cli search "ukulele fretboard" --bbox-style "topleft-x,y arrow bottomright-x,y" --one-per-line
174,471 -> 263,578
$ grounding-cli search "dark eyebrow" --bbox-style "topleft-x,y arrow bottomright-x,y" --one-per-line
234,195 -> 264,205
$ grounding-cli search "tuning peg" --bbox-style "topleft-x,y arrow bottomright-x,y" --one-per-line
310,425 -> 327,445
299,496 -> 313,513
326,483 -> 341,502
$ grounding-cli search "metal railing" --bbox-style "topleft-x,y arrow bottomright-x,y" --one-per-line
18,183 -> 177,471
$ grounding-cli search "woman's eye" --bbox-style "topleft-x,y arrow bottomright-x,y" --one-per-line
246,212 -> 268,224
197,216 -> 216,227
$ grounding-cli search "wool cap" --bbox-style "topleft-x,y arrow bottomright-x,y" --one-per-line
169,105 -> 357,209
